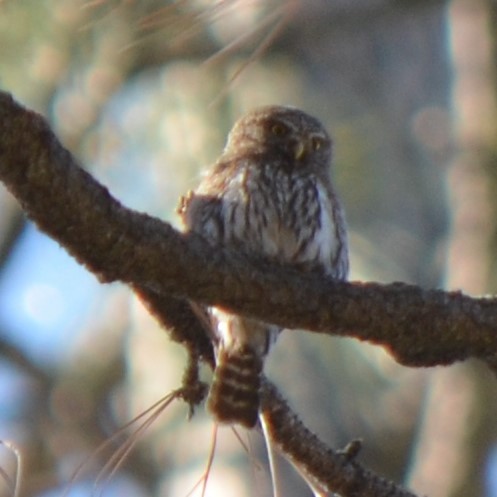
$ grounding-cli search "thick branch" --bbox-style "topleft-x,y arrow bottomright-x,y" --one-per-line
0,91 -> 492,496
1,91 -> 496,368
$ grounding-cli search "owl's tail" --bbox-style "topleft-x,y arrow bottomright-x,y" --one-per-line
207,345 -> 263,428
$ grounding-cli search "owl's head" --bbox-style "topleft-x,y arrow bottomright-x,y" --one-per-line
224,105 -> 332,172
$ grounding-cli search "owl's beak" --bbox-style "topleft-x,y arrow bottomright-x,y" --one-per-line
294,140 -> 306,161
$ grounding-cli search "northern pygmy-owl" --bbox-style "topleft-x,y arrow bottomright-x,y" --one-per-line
178,105 -> 348,428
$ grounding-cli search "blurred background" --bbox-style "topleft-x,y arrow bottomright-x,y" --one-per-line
0,0 -> 496,496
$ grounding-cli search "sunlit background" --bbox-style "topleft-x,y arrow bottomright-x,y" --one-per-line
1,1 -> 497,496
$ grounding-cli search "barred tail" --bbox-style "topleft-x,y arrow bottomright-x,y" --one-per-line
207,346 -> 263,428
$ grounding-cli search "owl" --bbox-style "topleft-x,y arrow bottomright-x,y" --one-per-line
178,105 -> 348,428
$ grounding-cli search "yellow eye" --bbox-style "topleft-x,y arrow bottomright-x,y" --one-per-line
271,123 -> 288,136
311,136 -> 325,151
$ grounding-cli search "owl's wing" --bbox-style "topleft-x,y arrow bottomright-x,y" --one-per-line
177,186 -> 226,349
178,159 -> 239,243
178,189 -> 225,244
329,192 -> 349,280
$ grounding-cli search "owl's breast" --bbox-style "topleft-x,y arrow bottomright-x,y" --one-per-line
220,166 -> 339,270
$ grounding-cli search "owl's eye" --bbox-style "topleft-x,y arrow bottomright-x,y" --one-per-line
270,123 -> 289,136
311,136 -> 325,151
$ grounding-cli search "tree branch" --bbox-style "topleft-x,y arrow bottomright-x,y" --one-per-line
261,380 -> 419,497
1,92 -> 496,367
1,90 -> 494,497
